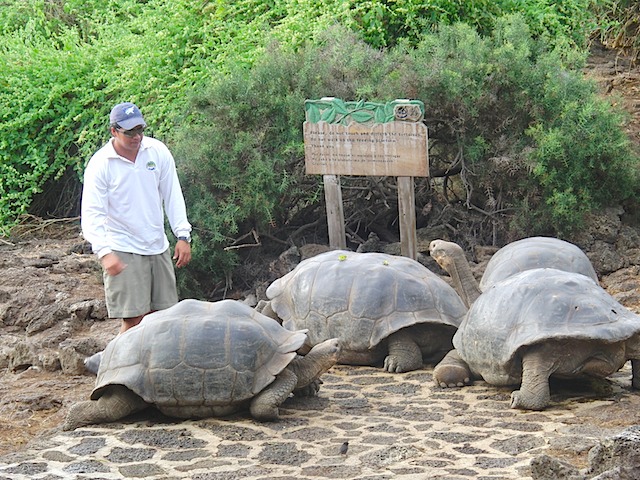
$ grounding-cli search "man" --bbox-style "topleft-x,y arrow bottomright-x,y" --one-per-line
81,102 -> 192,333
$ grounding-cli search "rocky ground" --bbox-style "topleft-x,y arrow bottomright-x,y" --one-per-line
0,41 -> 639,477
1,363 -> 639,479
1,227 -> 640,479
0,221 -> 117,455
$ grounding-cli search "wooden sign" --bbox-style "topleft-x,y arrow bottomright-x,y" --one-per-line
304,122 -> 428,176
303,99 -> 428,177
303,98 -> 428,258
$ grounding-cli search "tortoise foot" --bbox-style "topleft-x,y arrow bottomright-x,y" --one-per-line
383,354 -> 422,373
510,389 -> 549,410
249,403 -> 279,421
385,331 -> 424,373
294,379 -> 322,397
433,349 -> 472,388
62,401 -> 96,431
433,363 -> 471,388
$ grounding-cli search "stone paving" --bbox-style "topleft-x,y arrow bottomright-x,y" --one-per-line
1,363 -> 639,480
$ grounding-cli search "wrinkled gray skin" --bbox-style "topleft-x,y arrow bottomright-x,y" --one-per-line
259,250 -> 467,373
429,239 -> 640,410
83,351 -> 102,375
64,299 -> 340,430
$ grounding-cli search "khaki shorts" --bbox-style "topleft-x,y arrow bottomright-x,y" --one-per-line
103,249 -> 178,318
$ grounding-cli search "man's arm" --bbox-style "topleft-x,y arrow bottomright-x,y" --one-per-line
80,160 -> 113,259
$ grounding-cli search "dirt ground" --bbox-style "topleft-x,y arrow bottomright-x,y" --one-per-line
0,222 -> 116,456
0,41 -> 639,459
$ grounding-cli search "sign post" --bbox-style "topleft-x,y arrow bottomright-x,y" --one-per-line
303,98 -> 428,259
323,174 -> 346,249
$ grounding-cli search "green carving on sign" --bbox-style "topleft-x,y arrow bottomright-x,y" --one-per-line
304,98 -> 424,125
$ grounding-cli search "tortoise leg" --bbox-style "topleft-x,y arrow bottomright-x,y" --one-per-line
632,359 -> 640,390
433,349 -> 472,387
511,345 -> 557,410
384,330 -> 423,373
250,368 -> 297,421
629,334 -> 640,389
251,337 -> 339,419
62,385 -> 148,431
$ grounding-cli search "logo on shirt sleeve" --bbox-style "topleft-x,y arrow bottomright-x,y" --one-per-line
146,161 -> 157,171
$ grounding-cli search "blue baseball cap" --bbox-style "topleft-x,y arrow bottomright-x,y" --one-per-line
109,102 -> 147,130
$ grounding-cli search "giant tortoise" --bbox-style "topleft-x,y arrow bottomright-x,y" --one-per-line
432,268 -> 640,410
429,236 -> 598,308
63,299 -> 340,430
259,250 -> 467,373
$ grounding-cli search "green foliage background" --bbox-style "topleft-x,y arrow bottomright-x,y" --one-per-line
1,0 -> 639,298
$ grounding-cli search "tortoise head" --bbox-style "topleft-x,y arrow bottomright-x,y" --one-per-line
429,239 -> 463,273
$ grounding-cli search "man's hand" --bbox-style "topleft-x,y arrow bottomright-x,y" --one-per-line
100,252 -> 127,276
173,240 -> 192,268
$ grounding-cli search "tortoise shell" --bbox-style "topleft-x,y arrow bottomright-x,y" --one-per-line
266,250 -> 466,353
92,299 -> 307,408
455,268 -> 640,385
479,237 -> 598,290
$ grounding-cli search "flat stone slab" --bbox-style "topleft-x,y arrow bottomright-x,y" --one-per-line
1,363 -> 639,480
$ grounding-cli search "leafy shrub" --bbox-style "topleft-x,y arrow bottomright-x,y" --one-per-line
174,17 -> 640,297
383,15 -> 639,238
593,0 -> 640,60
171,30 -> 387,296
0,0 -> 214,233
526,81 -> 637,233
0,0 -> 608,236
507,0 -> 598,48
0,22 -> 99,230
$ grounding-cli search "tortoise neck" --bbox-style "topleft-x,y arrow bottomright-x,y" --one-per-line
447,250 -> 482,309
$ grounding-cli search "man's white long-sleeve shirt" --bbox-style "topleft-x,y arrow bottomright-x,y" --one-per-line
81,136 -> 191,259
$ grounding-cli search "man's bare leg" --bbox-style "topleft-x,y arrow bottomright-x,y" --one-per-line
120,311 -> 155,333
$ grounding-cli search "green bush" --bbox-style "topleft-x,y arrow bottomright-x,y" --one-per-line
172,30 -> 386,296
0,0 -> 214,233
527,90 -> 637,233
508,0 -> 599,48
174,17 -> 640,296
389,15 -> 639,237
0,0 -> 607,236
2,0 -> 639,301
593,0 -> 640,60
0,21 -> 99,230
